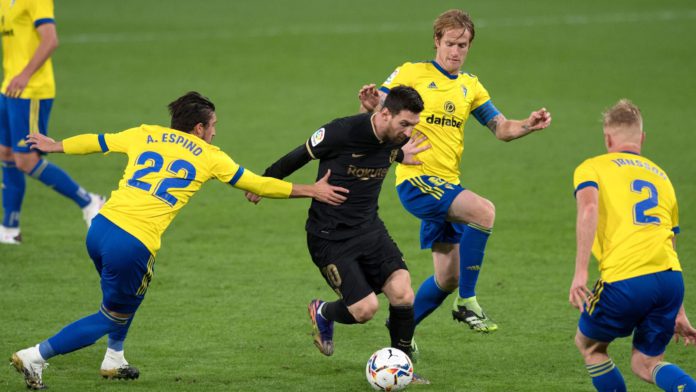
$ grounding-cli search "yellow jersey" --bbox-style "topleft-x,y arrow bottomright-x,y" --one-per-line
63,124 -> 293,254
0,0 -> 55,99
380,61 -> 498,185
573,152 -> 681,283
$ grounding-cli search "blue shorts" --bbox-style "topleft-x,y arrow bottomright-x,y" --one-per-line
396,175 -> 466,249
579,270 -> 684,356
0,94 -> 53,153
86,214 -> 155,314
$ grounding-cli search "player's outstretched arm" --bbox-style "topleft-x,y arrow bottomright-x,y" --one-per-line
674,304 -> 696,347
290,169 -> 348,206
569,186 -> 599,312
5,23 -> 58,98
487,108 -> 552,142
27,133 -> 64,153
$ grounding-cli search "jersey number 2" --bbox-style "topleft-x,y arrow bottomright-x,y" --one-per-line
127,151 -> 196,207
631,179 -> 660,225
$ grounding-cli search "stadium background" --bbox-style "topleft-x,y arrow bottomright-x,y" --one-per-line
1,0 -> 694,390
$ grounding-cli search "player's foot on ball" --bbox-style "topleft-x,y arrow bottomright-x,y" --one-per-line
411,372 -> 431,385
100,349 -> 140,380
10,345 -> 48,390
452,296 -> 498,333
308,299 -> 334,356
0,225 -> 21,245
82,193 -> 106,228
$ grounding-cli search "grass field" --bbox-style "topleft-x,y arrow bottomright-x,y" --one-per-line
2,1 -> 696,391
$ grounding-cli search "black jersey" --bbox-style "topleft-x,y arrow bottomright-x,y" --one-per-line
263,113 -> 404,240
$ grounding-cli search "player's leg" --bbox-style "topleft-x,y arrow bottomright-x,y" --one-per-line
381,269 -> 415,357
631,271 -> 695,391
575,330 -> 626,392
447,189 -> 497,332
7,97 -> 103,227
413,242 -> 457,325
395,176 -> 462,328
307,233 -> 374,356
0,95 -> 25,244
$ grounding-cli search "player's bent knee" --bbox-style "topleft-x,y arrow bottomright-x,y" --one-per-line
349,297 -> 379,323
0,146 -> 13,161
434,271 -> 458,292
630,351 -> 661,382
13,153 -> 39,174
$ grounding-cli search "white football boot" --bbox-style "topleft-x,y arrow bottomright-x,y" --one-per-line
10,345 -> 48,390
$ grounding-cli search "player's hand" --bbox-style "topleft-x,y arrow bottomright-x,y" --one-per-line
5,72 -> 30,98
569,271 -> 591,312
358,84 -> 380,112
26,133 -> 61,153
401,132 -> 430,165
526,108 -> 552,131
313,169 -> 349,206
245,191 -> 262,204
674,311 -> 696,347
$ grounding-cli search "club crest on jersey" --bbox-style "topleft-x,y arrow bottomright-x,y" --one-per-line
389,149 -> 399,163
444,101 -> 456,113
310,128 -> 325,147
384,68 -> 400,85
428,81 -> 437,89
461,86 -> 468,97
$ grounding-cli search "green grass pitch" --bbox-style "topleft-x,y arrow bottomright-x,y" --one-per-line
1,0 -> 695,390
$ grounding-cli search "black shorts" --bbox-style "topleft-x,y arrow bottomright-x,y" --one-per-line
306,229 -> 407,306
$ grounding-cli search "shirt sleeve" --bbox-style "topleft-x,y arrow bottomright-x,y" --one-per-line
29,0 -> 55,27
232,169 -> 293,199
469,79 -> 500,126
379,62 -> 414,94
573,160 -> 599,197
672,200 -> 680,234
62,134 -> 102,155
304,118 -> 348,160
101,127 -> 141,153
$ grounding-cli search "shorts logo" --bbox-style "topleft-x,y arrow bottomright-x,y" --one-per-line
384,68 -> 400,85
310,128 -> 325,147
444,101 -> 456,113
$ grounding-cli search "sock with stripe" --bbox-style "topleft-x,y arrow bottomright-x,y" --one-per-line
320,300 -> 357,324
413,275 -> 451,325
39,305 -> 128,359
586,359 -> 626,392
458,223 -> 492,298
29,158 -> 91,208
107,315 -> 135,352
654,362 -> 696,391
2,160 -> 25,228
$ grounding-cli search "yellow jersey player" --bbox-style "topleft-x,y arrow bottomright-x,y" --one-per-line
0,0 -> 103,244
570,99 -> 696,392
10,92 -> 348,390
358,9 -> 551,341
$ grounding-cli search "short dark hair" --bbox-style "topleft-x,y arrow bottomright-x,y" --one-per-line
167,91 -> 216,133
384,86 -> 424,115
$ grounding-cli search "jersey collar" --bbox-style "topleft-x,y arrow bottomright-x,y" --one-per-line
431,61 -> 459,80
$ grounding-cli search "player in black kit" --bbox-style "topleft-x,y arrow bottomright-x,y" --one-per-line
246,87 -> 427,368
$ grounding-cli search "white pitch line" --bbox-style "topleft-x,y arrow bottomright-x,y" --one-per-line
60,9 -> 696,45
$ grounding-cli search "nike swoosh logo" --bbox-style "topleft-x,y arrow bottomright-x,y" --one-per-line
352,153 -> 365,158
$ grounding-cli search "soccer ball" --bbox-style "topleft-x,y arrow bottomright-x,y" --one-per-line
365,347 -> 413,391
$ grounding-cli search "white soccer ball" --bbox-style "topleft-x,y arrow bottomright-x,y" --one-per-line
365,347 -> 413,391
